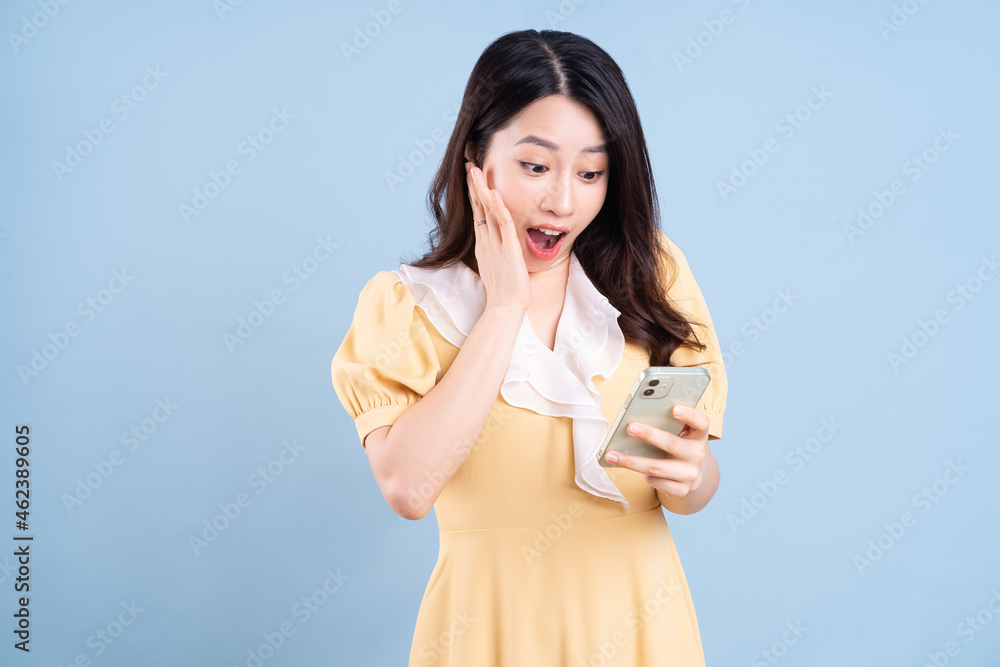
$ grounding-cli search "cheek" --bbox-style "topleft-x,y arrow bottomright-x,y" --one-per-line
585,184 -> 609,214
485,170 -> 531,215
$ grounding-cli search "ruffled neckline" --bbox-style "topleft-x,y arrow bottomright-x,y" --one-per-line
391,252 -> 631,512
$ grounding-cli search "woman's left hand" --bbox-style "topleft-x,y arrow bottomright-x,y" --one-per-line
603,405 -> 710,499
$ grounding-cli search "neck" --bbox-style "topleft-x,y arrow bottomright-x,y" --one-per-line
526,252 -> 572,299
528,251 -> 571,278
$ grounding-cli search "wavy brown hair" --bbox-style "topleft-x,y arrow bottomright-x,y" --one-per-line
401,29 -> 707,366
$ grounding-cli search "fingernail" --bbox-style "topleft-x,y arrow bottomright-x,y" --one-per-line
605,452 -> 618,463
627,423 -> 640,435
673,406 -> 684,418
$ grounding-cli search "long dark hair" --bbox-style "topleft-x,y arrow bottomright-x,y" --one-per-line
402,29 -> 707,366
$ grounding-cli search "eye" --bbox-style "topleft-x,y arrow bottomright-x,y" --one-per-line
519,161 -> 606,183
519,161 -> 548,175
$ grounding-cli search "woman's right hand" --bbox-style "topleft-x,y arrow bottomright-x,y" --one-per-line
466,161 -> 531,313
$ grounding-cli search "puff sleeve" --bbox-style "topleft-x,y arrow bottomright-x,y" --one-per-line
658,231 -> 728,441
331,271 -> 442,449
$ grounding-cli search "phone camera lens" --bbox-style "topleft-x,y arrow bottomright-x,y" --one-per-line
643,388 -> 654,396
648,379 -> 659,386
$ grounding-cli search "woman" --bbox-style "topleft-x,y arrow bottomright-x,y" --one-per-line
332,28 -> 727,666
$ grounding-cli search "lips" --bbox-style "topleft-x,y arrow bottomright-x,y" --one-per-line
525,227 -> 566,260
526,227 -> 564,249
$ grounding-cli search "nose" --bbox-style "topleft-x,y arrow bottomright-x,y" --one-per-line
540,173 -> 574,217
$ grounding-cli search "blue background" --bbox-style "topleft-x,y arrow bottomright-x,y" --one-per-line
2,1 -> 999,665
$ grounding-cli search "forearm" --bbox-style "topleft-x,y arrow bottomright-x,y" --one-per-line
658,446 -> 719,515
375,305 -> 525,517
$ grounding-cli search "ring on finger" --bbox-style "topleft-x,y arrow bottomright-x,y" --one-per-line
475,219 -> 487,226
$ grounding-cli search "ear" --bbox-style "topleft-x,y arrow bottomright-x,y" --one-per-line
464,140 -> 480,167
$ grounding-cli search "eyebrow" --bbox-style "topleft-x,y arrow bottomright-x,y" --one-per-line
513,135 -> 607,154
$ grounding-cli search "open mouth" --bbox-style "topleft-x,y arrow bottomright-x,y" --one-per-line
526,227 -> 564,250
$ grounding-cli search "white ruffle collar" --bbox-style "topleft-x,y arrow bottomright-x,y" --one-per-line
391,252 -> 631,511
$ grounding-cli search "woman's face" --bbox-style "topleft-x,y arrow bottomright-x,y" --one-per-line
474,94 -> 610,272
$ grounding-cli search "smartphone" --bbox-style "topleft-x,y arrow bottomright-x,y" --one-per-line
596,367 -> 711,468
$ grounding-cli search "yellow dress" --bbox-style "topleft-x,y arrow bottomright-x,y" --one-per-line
331,230 -> 727,666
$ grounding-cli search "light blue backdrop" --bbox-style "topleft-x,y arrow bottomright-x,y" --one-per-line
2,1 -> 998,665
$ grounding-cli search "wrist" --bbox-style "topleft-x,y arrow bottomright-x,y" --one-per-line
483,303 -> 527,320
